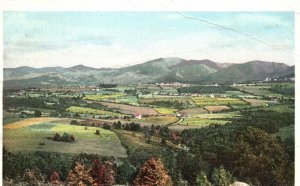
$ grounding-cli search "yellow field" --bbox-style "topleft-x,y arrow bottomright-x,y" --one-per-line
204,106 -> 231,112
243,98 -> 267,107
4,117 -> 56,129
66,106 -> 124,116
154,107 -> 177,114
84,93 -> 125,101
133,115 -> 179,125
193,97 -> 247,106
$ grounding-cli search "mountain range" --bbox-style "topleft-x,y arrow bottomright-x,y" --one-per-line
3,58 -> 295,88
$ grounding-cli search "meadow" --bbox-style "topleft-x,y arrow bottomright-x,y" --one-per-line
4,120 -> 127,157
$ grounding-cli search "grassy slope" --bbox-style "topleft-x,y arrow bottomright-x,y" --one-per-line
4,121 -> 127,157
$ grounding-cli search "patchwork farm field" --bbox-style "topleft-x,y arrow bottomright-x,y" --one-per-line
132,115 -> 179,125
243,98 -> 267,106
204,105 -> 231,113
4,119 -> 127,157
193,97 -> 247,106
154,107 -> 177,114
139,96 -> 194,104
175,113 -> 239,128
236,85 -> 283,97
178,108 -> 208,116
66,106 -> 124,117
115,95 -> 139,105
84,93 -> 125,101
99,101 -> 159,115
179,118 -> 229,127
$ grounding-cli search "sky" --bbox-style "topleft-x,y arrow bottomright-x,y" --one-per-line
3,11 -> 295,68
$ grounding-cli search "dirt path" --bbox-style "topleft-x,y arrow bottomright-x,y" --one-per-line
166,117 -> 183,126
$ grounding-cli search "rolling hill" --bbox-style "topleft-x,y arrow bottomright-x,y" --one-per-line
3,58 -> 294,88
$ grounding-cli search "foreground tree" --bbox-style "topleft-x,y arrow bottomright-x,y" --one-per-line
67,162 -> 94,186
211,166 -> 234,186
49,171 -> 61,184
133,157 -> 172,186
116,161 -> 136,184
90,159 -> 115,186
196,172 -> 212,186
229,127 -> 293,186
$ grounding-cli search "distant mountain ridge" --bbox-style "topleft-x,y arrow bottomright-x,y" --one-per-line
3,58 -> 294,88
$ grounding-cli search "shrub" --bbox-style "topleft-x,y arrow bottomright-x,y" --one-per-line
53,133 -> 61,141
61,132 -> 71,142
116,121 -> 122,129
124,123 -> 141,132
70,135 -> 75,142
95,130 -> 100,135
103,123 -> 111,130
34,110 -> 42,117
51,133 -> 75,142
70,120 -> 78,125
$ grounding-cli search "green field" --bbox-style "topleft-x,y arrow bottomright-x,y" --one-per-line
179,117 -> 229,127
66,106 -> 124,117
154,107 -> 177,114
132,115 -> 179,125
261,104 -> 295,113
195,113 -> 239,119
236,85 -> 283,97
115,95 -> 139,105
177,113 -> 239,127
84,93 -> 125,101
4,121 -> 127,157
178,108 -> 208,116
193,97 -> 247,106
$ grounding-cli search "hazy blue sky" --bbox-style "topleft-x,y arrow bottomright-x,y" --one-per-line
4,12 -> 295,68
